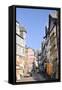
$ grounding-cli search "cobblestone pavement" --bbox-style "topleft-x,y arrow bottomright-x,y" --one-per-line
17,72 -> 46,82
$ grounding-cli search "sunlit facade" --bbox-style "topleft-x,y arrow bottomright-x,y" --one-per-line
16,21 -> 27,81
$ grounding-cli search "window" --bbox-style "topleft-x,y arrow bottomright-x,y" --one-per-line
16,35 -> 25,47
20,31 -> 23,38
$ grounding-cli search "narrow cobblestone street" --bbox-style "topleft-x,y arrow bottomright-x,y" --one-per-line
16,8 -> 60,83
17,72 -> 46,82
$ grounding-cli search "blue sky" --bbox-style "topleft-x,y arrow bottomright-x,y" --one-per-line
16,8 -> 55,50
